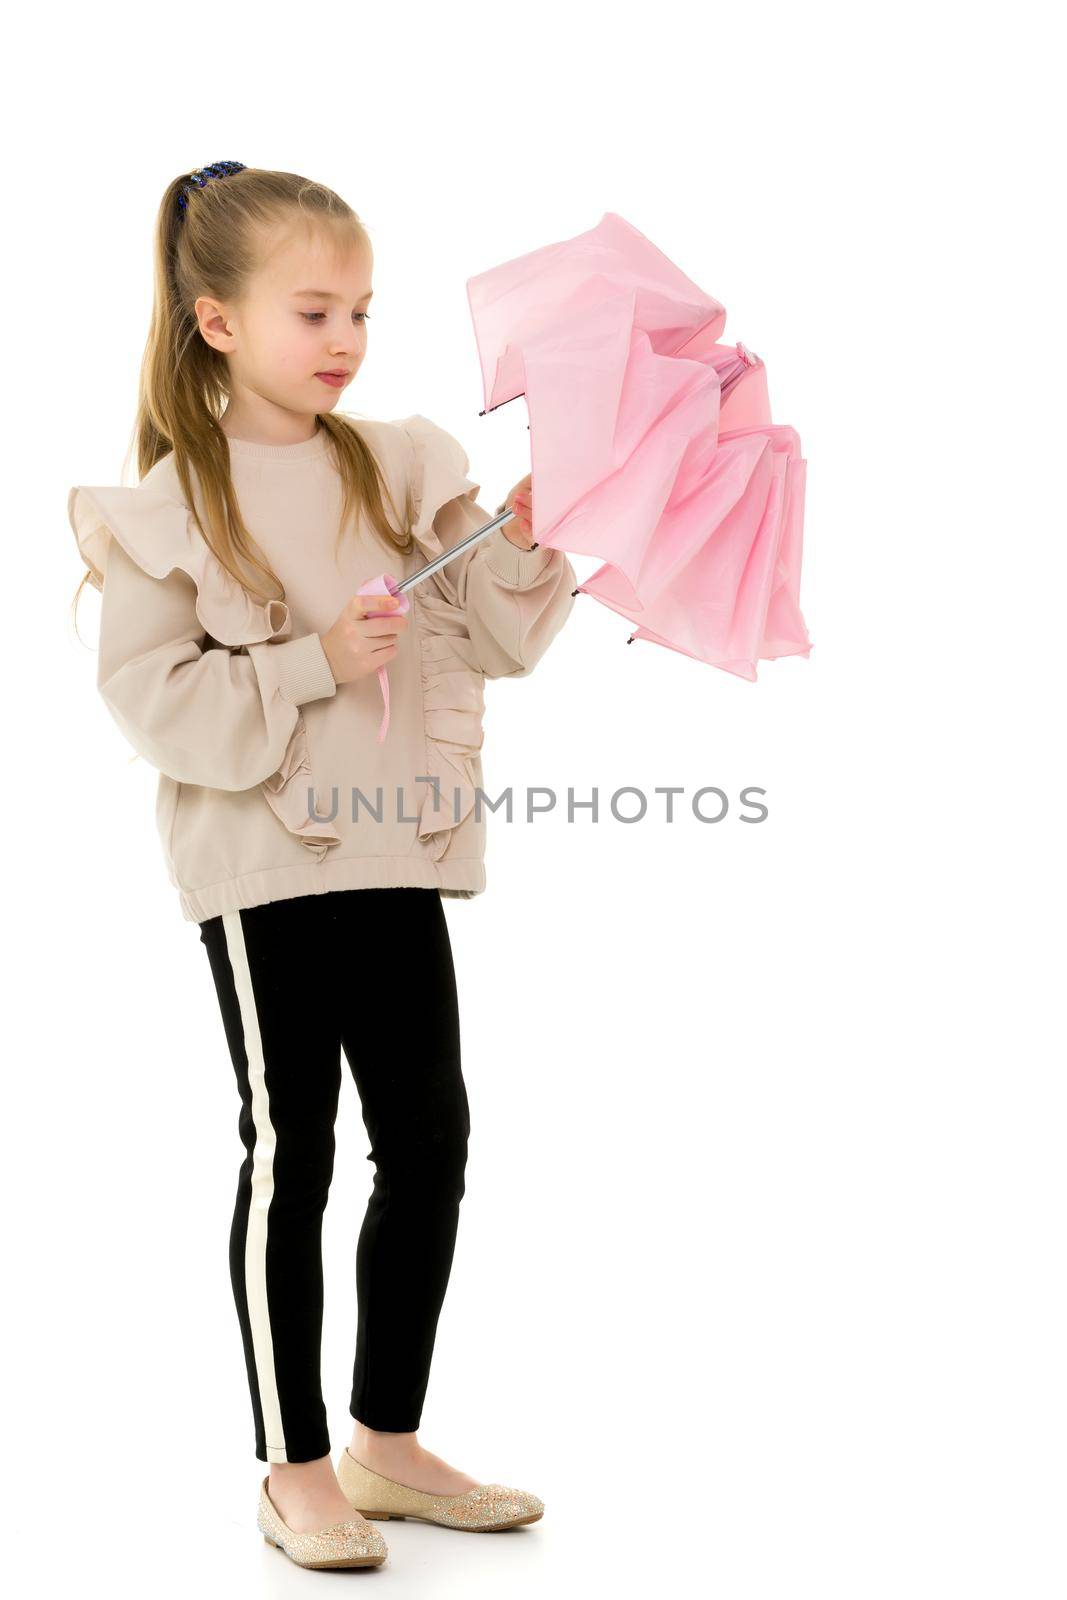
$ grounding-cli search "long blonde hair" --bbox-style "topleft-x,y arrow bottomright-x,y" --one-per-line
72,164 -> 415,627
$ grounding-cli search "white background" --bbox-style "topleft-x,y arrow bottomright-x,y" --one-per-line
6,2 -> 1064,1595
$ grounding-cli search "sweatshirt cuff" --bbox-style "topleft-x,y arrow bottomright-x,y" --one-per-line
484,524 -> 555,587
272,632 -> 338,706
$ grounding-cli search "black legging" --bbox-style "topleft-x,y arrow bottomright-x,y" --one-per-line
197,887 -> 470,1465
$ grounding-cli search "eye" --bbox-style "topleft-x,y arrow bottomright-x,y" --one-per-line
300,311 -> 371,324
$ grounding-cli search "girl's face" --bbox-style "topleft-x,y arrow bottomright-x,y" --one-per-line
198,228 -> 373,433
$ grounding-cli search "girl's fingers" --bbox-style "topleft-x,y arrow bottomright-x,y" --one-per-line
359,616 -> 406,635
355,599 -> 402,619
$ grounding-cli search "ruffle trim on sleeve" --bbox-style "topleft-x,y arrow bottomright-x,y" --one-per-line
68,476 -> 340,861
397,415 -> 487,857
68,481 -> 290,646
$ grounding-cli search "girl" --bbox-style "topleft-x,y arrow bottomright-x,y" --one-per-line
69,162 -> 575,1572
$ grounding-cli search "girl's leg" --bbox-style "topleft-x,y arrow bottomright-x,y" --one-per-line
336,888 -> 471,1438
198,894 -> 343,1467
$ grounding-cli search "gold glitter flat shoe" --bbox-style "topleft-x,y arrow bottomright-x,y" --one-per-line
337,1445 -> 544,1531
257,1475 -> 389,1568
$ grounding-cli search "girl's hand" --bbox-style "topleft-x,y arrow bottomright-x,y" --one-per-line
499,474 -> 536,549
319,592 -> 408,685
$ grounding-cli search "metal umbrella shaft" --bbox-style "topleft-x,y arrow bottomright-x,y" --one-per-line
395,506 -> 536,594
395,502 -> 618,638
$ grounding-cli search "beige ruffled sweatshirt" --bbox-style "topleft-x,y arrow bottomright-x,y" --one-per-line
69,414 -> 577,923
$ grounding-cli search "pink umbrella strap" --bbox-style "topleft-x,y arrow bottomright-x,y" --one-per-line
355,572 -> 411,743
375,664 -> 391,742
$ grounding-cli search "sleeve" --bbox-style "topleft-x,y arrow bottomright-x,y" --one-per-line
433,493 -> 577,679
398,413 -> 577,681
69,480 -> 337,793
96,539 -> 337,790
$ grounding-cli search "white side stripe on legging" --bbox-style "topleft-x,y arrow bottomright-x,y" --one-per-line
221,910 -> 287,1462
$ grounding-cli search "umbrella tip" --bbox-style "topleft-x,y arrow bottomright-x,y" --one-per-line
571,588 -> 580,597
626,634 -> 635,644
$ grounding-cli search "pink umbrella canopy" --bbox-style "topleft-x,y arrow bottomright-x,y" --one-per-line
465,211 -> 811,680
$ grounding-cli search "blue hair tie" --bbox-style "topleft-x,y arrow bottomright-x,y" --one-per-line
177,161 -> 246,216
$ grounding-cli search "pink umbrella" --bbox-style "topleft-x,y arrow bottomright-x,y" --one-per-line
465,211 -> 811,680
359,211 -> 810,738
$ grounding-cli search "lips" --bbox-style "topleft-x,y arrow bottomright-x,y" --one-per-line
315,370 -> 349,387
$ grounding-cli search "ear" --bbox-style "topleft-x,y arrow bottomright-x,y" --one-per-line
194,295 -> 238,354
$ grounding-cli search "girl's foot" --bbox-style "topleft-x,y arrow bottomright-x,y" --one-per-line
268,1453 -> 367,1533
348,1422 -> 481,1495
